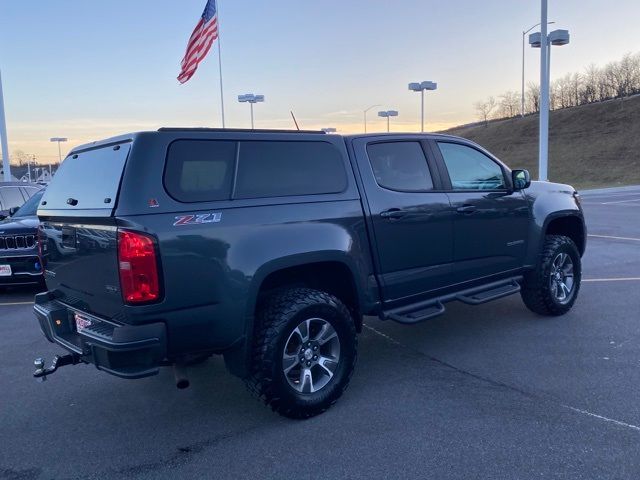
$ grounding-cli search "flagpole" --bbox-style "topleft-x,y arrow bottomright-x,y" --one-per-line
0,69 -> 11,182
216,0 -> 226,128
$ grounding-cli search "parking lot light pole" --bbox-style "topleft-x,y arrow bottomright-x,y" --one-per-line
50,137 -> 67,177
408,81 -> 437,132
378,110 -> 398,132
522,21 -> 554,117
0,69 -> 10,182
50,137 -> 68,163
530,15 -> 570,181
363,104 -> 381,133
237,94 -> 265,129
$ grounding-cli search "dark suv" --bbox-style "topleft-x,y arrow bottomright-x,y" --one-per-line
0,189 -> 44,286
33,129 -> 585,418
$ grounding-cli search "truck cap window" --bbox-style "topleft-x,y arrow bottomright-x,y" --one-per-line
39,144 -> 130,213
366,142 -> 434,192
437,142 -> 506,190
234,141 -> 347,199
165,140 -> 236,202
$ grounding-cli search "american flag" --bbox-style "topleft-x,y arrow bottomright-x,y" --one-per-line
177,0 -> 219,84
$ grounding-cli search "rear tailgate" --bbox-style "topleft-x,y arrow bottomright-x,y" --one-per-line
38,141 -> 130,318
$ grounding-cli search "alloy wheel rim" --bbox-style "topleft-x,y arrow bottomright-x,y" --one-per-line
549,252 -> 575,304
282,318 -> 340,394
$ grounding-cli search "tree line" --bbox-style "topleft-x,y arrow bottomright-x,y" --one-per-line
475,51 -> 640,124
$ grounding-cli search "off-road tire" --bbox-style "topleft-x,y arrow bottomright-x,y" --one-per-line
521,235 -> 581,316
245,288 -> 357,419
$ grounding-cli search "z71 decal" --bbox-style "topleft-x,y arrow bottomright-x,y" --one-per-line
173,212 -> 223,226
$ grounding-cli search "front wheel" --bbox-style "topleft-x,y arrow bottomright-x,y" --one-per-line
521,235 -> 582,316
245,288 -> 357,419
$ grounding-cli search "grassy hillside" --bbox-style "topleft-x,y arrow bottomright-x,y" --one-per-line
443,95 -> 640,189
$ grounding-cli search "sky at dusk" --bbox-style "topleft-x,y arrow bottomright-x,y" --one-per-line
1,0 -> 639,164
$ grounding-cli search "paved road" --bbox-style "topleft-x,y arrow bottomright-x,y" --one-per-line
1,186 -> 639,480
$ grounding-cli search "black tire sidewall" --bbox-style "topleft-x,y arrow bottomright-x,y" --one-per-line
522,235 -> 583,316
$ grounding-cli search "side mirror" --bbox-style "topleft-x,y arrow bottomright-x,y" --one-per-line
0,210 -> 9,220
512,169 -> 531,191
8,206 -> 19,216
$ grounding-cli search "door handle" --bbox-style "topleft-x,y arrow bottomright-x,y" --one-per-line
380,209 -> 407,219
456,205 -> 477,214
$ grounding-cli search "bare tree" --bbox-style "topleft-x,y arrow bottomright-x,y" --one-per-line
11,150 -> 31,166
580,64 -> 600,104
473,50 -> 640,117
498,91 -> 520,118
475,96 -> 496,126
526,82 -> 540,113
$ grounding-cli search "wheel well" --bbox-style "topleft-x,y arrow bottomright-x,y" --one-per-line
546,216 -> 585,255
257,262 -> 362,332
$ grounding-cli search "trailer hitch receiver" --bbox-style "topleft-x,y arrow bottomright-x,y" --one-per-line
33,354 -> 81,381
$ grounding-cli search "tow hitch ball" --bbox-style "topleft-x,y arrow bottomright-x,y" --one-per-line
33,354 -> 80,381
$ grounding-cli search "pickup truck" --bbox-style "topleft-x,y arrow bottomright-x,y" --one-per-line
33,129 -> 586,418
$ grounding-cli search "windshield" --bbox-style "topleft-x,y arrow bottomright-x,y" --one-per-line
13,190 -> 44,218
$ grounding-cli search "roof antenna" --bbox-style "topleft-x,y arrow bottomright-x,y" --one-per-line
290,111 -> 300,131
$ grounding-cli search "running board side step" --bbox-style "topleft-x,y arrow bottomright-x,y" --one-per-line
456,279 -> 521,305
381,277 -> 522,325
384,301 -> 446,325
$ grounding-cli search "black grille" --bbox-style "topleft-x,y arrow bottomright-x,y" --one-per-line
0,235 -> 35,250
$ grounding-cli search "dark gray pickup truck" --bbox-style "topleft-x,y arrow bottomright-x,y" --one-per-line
33,129 -> 585,418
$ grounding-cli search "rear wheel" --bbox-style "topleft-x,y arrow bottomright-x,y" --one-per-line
246,288 -> 357,419
521,235 -> 581,316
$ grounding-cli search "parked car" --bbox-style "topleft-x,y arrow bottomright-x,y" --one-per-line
0,181 -> 42,220
32,129 -> 585,418
0,189 -> 45,287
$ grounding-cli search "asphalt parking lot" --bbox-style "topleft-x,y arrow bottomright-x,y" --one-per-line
1,186 -> 639,480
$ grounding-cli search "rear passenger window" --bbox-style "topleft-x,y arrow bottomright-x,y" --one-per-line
164,140 -> 236,202
367,142 -> 434,192
234,141 -> 347,199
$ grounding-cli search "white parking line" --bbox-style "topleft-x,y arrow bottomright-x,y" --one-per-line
0,301 -> 34,306
581,192 -> 640,199
602,198 -> 640,205
365,322 -> 640,434
588,234 -> 640,242
562,405 -> 640,432
583,278 -> 640,282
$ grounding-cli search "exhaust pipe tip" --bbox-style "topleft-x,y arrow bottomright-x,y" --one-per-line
173,363 -> 190,389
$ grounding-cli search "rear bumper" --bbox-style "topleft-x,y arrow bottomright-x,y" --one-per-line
33,292 -> 167,379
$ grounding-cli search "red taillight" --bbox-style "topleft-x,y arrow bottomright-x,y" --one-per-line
117,230 -> 160,304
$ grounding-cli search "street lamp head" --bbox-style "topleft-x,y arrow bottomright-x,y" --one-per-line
321,127 -> 337,133
409,81 -> 437,92
530,29 -> 570,48
421,81 -> 437,91
548,29 -> 570,46
50,137 -> 68,142
238,93 -> 264,103
528,31 -> 542,48
387,110 -> 398,117
378,111 -> 389,118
